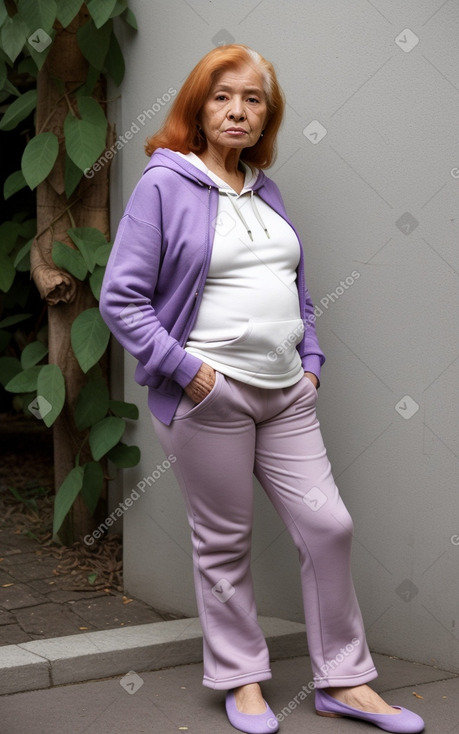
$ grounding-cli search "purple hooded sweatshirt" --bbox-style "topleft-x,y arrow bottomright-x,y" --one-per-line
99,148 -> 325,425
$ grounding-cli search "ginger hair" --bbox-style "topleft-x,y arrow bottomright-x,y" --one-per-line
144,44 -> 285,169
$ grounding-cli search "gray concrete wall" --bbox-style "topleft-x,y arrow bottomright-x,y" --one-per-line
109,0 -> 459,673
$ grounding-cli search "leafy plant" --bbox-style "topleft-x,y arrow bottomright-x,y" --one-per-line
0,0 -> 140,541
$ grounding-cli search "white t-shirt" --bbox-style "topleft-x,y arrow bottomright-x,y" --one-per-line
175,152 -> 305,388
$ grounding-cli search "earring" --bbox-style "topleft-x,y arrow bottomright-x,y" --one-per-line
260,131 -> 264,138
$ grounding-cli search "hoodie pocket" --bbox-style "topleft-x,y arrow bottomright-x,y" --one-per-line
209,318 -> 305,376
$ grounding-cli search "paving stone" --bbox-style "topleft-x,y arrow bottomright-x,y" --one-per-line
14,602 -> 96,639
0,568 -> 14,585
25,577 -> 62,595
0,528 -> 38,553
26,575 -> 108,602
26,578 -> 118,607
0,504 -> 176,650
0,547 -> 23,558
0,583 -> 48,610
70,595 -> 164,629
45,589 -> 109,603
0,624 -> 31,645
0,607 -> 15,626
6,557 -> 58,582
0,552 -> 38,567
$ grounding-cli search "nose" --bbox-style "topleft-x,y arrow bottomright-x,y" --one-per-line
228,98 -> 246,121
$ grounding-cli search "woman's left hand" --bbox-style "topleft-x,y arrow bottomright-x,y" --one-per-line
304,371 -> 319,389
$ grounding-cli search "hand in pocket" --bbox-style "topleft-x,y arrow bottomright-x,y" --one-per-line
184,363 -> 216,404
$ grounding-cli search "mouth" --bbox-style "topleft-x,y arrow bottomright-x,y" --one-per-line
224,127 -> 248,135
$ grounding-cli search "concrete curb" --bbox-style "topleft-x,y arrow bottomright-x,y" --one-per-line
0,616 -> 308,696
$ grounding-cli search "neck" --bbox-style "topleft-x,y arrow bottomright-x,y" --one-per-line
199,145 -> 243,177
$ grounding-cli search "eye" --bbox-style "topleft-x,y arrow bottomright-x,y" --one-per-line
215,94 -> 227,101
247,97 -> 259,104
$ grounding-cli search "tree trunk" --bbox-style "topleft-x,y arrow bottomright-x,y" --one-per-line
30,7 -> 112,543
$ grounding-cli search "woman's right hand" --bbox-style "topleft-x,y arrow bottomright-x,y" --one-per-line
184,363 -> 216,404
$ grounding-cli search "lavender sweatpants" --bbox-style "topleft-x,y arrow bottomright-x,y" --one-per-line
152,371 -> 378,690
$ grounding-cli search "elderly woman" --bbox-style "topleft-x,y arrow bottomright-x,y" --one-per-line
100,45 -> 424,734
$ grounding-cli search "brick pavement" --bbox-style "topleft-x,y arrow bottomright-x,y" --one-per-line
0,523 -> 172,646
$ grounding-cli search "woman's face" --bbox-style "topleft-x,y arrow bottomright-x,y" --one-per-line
199,63 -> 268,155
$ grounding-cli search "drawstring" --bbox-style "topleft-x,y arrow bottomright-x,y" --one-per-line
226,192 -> 253,241
223,189 -> 270,240
250,190 -> 270,239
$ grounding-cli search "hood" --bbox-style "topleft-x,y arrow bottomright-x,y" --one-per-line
143,147 -> 268,193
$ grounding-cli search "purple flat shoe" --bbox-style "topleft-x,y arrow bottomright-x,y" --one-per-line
315,689 -> 425,733
225,690 -> 279,733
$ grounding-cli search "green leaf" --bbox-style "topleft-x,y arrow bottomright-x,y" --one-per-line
64,153 -> 83,198
21,341 -> 49,370
13,238 -> 33,271
0,356 -> 22,387
94,243 -> 111,266
89,416 -> 125,461
17,218 -> 36,239
52,240 -> 88,280
74,377 -> 109,430
36,363 -> 65,427
27,28 -> 56,70
0,90 -> 37,131
87,571 -> 98,584
64,96 -> 107,171
0,313 -> 32,329
4,170 -> 28,201
56,0 -> 84,28
5,365 -> 42,393
104,29 -> 124,86
18,0 -> 58,33
68,227 -> 108,271
110,0 -> 128,18
53,466 -> 84,537
121,7 -> 137,30
71,307 -> 110,373
108,400 -> 139,420
77,17 -> 112,70
106,442 -> 141,468
87,0 -> 117,29
89,265 -> 105,300
0,4 -> 8,29
0,59 -> 6,90
0,330 -> 12,352
0,221 -> 20,254
81,461 -> 104,513
1,79 -> 20,99
17,56 -> 38,78
1,15 -> 29,63
21,132 -> 59,189
0,253 -> 15,293
75,64 -> 99,98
